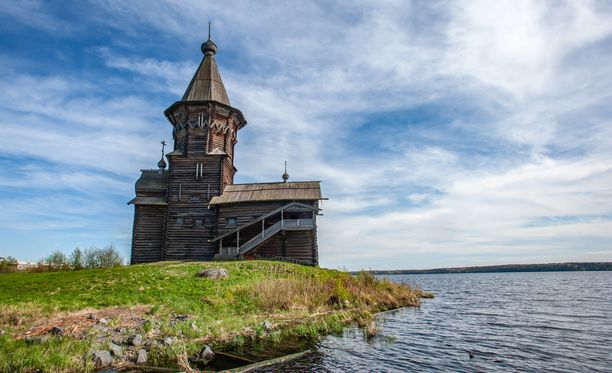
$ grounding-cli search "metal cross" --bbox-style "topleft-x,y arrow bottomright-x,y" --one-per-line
161,140 -> 166,156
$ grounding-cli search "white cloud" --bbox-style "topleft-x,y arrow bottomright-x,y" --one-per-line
1,0 -> 611,268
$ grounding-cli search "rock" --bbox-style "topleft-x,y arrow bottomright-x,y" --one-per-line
136,349 -> 148,364
109,342 -> 123,357
199,345 -> 215,365
92,351 -> 113,367
173,314 -> 190,321
191,322 -> 199,331
25,336 -> 49,345
343,300 -> 351,308
262,320 -> 273,332
49,326 -> 64,336
87,313 -> 97,321
98,317 -> 109,325
164,337 -> 174,345
196,267 -> 228,279
128,334 -> 143,346
0,329 -> 5,336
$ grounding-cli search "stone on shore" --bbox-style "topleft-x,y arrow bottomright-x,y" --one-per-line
128,334 -> 143,346
196,267 -> 228,279
109,342 -> 123,357
200,345 -> 215,365
49,326 -> 64,336
93,351 -> 113,367
262,320 -> 273,332
136,349 -> 148,364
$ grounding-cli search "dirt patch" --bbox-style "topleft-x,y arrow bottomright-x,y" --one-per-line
19,305 -> 151,339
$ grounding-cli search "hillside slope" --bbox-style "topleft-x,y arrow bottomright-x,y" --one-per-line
0,261 -> 427,371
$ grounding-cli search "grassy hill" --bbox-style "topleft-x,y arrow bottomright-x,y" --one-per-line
0,261 -> 428,371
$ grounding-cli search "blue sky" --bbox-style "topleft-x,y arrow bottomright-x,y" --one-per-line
1,1 -> 611,270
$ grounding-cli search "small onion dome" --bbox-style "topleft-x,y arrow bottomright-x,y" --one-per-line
282,170 -> 289,182
201,38 -> 218,55
157,157 -> 167,170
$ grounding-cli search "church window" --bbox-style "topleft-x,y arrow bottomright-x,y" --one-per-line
176,217 -> 184,225
195,218 -> 204,228
227,217 -> 237,226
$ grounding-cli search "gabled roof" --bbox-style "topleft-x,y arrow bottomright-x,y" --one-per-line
209,181 -> 323,205
181,38 -> 230,105
135,170 -> 169,192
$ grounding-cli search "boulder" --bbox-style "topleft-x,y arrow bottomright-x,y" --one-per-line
164,337 -> 174,345
0,329 -> 5,336
191,322 -> 199,331
49,326 -> 64,336
109,342 -> 123,357
196,268 -> 228,280
98,318 -> 110,325
93,351 -> 113,367
199,345 -> 215,365
128,334 -> 143,346
136,349 -> 148,364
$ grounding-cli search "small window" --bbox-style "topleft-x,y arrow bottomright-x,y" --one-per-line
195,218 -> 204,228
227,217 -> 237,226
176,217 -> 184,225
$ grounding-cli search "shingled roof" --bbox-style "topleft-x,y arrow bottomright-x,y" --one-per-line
181,37 -> 230,105
209,181 -> 323,205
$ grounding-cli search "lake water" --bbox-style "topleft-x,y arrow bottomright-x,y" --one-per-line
258,271 -> 612,372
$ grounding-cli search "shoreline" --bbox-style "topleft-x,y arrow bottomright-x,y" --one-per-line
0,261 -> 430,371
361,261 -> 612,275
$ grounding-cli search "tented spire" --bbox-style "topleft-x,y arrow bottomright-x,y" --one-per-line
181,35 -> 230,105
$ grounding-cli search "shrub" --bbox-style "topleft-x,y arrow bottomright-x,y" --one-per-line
69,248 -> 83,270
0,257 -> 18,274
46,251 -> 69,271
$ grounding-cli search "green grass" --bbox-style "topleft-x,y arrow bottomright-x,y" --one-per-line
0,261 -> 427,371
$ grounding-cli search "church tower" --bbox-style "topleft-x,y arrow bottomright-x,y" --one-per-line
162,36 -> 247,260
129,33 -> 323,266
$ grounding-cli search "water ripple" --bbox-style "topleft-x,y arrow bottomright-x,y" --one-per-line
258,271 -> 612,372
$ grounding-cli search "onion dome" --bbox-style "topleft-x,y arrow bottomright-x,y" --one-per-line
201,38 -> 218,55
157,157 -> 167,170
282,161 -> 289,183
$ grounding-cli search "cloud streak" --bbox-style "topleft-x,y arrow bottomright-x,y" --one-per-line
0,0 -> 611,268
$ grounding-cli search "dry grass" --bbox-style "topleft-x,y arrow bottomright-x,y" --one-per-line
247,271 -> 424,315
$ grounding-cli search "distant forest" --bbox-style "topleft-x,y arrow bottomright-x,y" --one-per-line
363,262 -> 612,275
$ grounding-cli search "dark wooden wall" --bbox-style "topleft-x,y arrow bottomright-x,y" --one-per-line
131,205 -> 166,264
251,230 -> 317,265
217,200 -> 319,265
162,103 -> 239,260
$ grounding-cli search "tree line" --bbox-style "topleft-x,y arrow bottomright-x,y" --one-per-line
0,245 -> 124,273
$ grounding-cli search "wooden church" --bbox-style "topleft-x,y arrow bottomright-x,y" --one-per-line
128,35 -> 325,266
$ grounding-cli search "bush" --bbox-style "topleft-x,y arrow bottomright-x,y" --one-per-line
96,245 -> 123,269
46,251 -> 69,271
81,245 -> 124,269
0,257 -> 18,274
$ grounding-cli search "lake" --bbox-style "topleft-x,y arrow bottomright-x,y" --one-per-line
258,271 -> 612,372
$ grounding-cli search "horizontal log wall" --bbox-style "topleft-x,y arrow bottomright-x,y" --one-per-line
131,205 -> 166,264
164,156 -> 222,260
